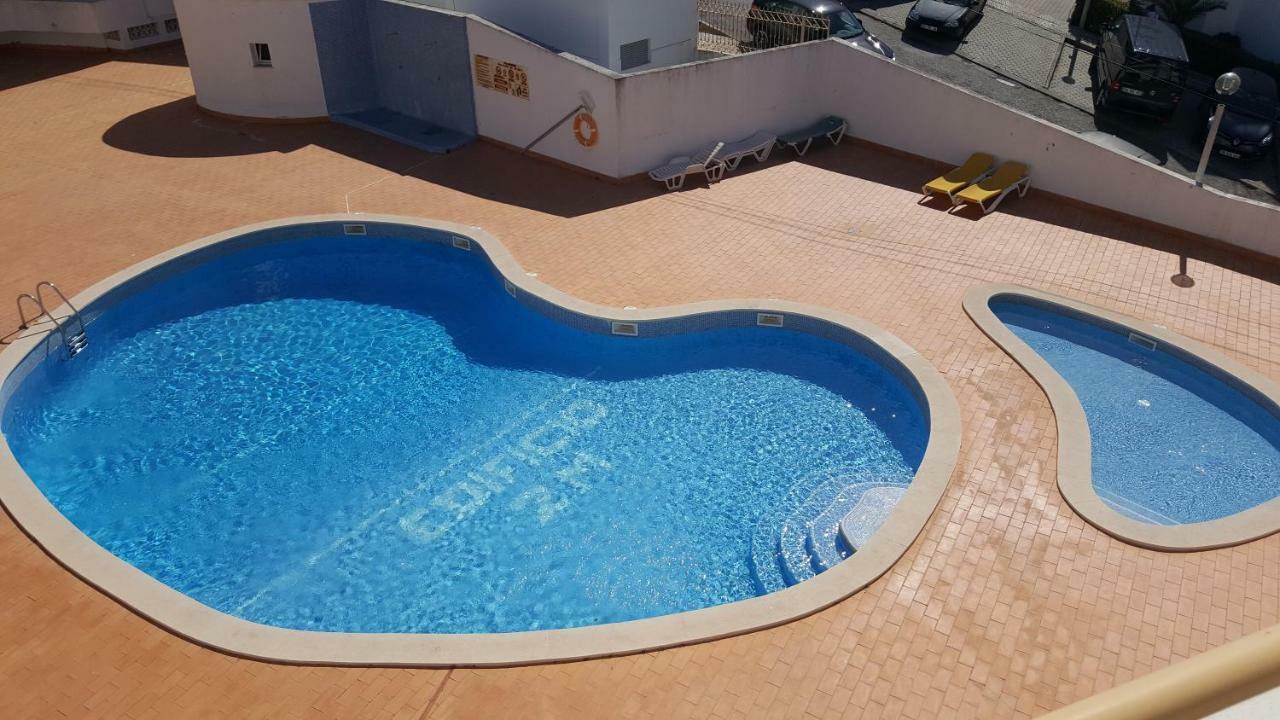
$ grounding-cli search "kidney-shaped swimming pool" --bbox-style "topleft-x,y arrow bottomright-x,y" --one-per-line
0,216 -> 959,665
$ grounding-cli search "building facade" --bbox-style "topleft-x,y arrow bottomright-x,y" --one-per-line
1,0 -> 180,51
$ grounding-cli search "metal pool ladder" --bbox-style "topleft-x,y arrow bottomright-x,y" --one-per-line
15,281 -> 88,359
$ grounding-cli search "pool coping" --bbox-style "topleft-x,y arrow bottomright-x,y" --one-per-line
963,283 -> 1280,552
0,214 -> 962,668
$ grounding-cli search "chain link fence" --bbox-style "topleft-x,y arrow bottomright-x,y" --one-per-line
697,0 -> 830,57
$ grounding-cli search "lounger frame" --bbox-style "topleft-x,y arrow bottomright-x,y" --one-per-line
950,175 -> 1031,214
782,120 -> 846,157
921,167 -> 996,203
649,143 -> 726,191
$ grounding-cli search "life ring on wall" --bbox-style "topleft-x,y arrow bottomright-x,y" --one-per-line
573,112 -> 599,147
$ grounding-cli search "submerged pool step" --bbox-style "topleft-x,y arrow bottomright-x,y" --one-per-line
836,485 -> 908,553
778,474 -> 881,586
748,468 -> 907,592
807,482 -> 906,572
748,470 -> 854,593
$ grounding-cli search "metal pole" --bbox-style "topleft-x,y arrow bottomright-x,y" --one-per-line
1194,103 -> 1226,187
1078,0 -> 1094,29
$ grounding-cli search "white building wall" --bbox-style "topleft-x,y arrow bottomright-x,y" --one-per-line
604,0 -> 697,72
465,15 -> 621,177
173,0 -> 328,119
0,0 -> 177,49
424,0 -> 696,72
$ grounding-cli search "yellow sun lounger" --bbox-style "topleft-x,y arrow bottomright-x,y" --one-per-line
922,153 -> 995,202
950,162 -> 1031,214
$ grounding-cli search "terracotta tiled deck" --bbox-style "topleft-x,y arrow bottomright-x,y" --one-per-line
1,45 -> 1278,720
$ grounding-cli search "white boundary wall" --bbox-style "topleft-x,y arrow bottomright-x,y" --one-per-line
597,39 -> 1278,259
815,41 -> 1280,259
174,0 -> 327,119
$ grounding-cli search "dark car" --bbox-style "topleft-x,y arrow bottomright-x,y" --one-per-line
1089,14 -> 1189,120
748,0 -> 894,59
905,0 -> 987,38
1199,67 -> 1278,160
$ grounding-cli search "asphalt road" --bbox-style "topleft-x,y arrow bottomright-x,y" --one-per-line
855,11 -> 1280,205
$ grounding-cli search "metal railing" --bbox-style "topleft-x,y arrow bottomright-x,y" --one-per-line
697,0 -> 830,57
13,281 -> 88,359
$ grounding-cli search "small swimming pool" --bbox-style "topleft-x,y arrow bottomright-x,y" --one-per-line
0,217 -> 958,664
967,285 -> 1280,550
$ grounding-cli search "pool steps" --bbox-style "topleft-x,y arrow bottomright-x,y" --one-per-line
810,484 -> 907,571
749,474 -> 908,593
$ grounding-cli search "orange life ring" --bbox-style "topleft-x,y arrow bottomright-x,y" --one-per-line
573,112 -> 599,147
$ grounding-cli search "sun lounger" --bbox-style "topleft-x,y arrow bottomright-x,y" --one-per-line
720,131 -> 777,170
922,153 -> 995,202
779,116 -> 847,156
648,142 -> 726,191
950,162 -> 1030,214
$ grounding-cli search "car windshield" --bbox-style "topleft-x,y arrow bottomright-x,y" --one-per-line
940,0 -> 972,5
826,8 -> 866,39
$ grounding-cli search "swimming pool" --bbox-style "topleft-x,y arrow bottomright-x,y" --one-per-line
966,285 -> 1280,550
0,216 -> 959,665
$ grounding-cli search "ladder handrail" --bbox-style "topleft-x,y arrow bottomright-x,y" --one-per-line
16,292 -> 43,330
35,282 -> 85,336
12,282 -> 88,359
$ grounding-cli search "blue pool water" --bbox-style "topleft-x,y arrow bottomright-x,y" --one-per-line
992,299 -> 1280,525
2,233 -> 928,634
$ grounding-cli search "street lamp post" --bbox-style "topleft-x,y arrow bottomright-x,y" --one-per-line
1194,72 -> 1243,187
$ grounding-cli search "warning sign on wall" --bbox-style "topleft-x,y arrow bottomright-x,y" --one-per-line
474,55 -> 530,100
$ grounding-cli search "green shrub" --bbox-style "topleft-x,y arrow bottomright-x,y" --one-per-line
1076,0 -> 1129,34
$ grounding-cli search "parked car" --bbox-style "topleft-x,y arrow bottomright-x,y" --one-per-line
1197,67 -> 1278,160
748,1 -> 894,59
905,0 -> 987,39
1089,14 -> 1189,121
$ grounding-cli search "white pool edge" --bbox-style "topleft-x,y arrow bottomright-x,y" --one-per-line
0,214 -> 962,668
963,283 -> 1280,552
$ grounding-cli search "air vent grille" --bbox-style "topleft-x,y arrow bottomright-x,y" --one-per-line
611,321 -> 639,337
620,39 -> 651,71
1128,332 -> 1157,351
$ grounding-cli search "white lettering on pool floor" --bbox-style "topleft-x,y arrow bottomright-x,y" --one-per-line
399,399 -> 612,542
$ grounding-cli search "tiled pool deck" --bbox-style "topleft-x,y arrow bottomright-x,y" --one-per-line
2,46 -> 1277,719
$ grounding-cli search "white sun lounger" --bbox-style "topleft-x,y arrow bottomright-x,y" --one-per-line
648,142 -> 726,191
779,116 -> 847,156
720,131 -> 777,170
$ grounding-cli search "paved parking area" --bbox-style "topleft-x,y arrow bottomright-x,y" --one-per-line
2,45 -> 1279,720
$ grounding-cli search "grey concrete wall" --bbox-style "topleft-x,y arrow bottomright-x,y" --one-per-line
366,0 -> 476,134
310,0 -> 377,115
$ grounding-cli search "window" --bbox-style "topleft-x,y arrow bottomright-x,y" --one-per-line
251,43 -> 272,68
619,38 -> 650,71
165,18 -> 180,35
